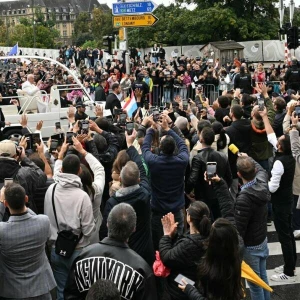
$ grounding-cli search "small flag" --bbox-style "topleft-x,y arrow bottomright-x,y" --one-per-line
8,43 -> 18,56
123,90 -> 137,118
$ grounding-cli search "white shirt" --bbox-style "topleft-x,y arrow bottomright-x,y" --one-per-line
267,132 -> 284,193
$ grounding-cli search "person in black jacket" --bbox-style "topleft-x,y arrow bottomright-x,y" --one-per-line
186,127 -> 232,219
216,154 -> 270,300
225,104 -> 251,199
214,96 -> 230,127
105,83 -> 122,115
178,173 -> 244,300
94,79 -> 106,102
0,104 -> 11,141
64,203 -> 157,300
99,130 -> 154,266
89,120 -> 119,208
234,66 -> 252,94
272,97 -> 286,137
159,201 -> 211,300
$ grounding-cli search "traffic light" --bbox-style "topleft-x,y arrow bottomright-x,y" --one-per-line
102,35 -> 114,55
287,26 -> 299,50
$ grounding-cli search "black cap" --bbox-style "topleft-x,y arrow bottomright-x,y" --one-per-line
76,102 -> 86,108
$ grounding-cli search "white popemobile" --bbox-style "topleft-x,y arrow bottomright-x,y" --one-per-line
0,55 -> 110,139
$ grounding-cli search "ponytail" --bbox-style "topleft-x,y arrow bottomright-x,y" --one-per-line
188,201 -> 211,238
217,129 -> 227,150
197,215 -> 211,238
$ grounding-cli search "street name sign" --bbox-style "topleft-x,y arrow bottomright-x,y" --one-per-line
112,1 -> 158,15
113,14 -> 159,28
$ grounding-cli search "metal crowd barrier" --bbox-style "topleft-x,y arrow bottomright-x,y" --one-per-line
150,84 -> 218,106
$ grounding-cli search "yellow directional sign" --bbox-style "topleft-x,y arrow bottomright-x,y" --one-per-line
113,14 -> 159,28
119,28 -> 124,41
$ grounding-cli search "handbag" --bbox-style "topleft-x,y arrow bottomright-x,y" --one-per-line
52,184 -> 83,258
153,251 -> 171,278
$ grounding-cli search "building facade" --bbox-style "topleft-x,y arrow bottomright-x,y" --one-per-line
0,0 -> 110,45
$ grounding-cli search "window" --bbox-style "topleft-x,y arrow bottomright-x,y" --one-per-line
56,15 -> 60,21
63,23 -> 66,28
55,8 -> 60,13
70,14 -> 75,20
56,24 -> 60,29
18,10 -> 21,14
13,10 -> 16,15
2,11 -> 6,15
63,30 -> 67,36
62,8 -> 67,13
8,10 -> 11,15
62,15 -> 67,20
22,9 -> 26,14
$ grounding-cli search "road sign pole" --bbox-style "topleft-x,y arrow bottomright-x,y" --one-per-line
122,0 -> 130,75
124,27 -> 130,74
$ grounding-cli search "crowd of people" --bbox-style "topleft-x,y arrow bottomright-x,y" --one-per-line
0,49 -> 300,300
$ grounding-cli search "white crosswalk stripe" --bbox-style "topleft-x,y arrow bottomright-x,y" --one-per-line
246,222 -> 300,298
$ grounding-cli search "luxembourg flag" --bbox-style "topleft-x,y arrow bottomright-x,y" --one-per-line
123,90 -> 137,117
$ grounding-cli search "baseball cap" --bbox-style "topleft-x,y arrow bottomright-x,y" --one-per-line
0,140 -> 17,158
76,102 -> 86,108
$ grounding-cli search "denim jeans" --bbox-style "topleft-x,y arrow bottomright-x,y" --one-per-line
164,89 -> 171,103
151,209 -> 184,251
51,248 -> 82,300
243,238 -> 270,300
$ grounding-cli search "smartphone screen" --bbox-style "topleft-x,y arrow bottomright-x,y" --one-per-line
4,178 -> 13,187
174,274 -> 195,286
206,162 -> 217,179
153,110 -> 160,122
66,132 -> 76,145
32,133 -> 41,152
126,122 -> 134,135
55,122 -> 61,129
50,139 -> 59,152
51,133 -> 64,146
119,113 -> 127,125
81,120 -> 89,134
144,101 -> 149,110
258,98 -> 265,111
182,101 -> 188,110
165,103 -> 170,109
295,106 -> 300,117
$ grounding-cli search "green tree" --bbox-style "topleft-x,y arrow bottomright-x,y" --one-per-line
74,12 -> 91,36
9,23 -> 59,48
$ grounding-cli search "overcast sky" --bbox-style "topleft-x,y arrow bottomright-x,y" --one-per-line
97,0 -> 300,8
0,0 -> 300,10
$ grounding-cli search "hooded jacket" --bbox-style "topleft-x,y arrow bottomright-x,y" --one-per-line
44,171 -> 95,249
233,159 -> 269,246
100,146 -> 154,266
64,237 -> 157,300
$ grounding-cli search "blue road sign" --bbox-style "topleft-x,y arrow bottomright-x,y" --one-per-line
112,1 -> 158,15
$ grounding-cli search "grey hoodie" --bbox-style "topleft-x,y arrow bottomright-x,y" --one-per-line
44,172 -> 95,249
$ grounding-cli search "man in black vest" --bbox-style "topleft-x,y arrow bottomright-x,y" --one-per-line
260,108 -> 297,283
284,58 -> 300,92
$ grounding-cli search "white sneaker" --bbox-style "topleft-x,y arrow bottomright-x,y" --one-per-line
294,230 -> 300,239
274,265 -> 297,276
271,273 -> 296,283
274,265 -> 284,274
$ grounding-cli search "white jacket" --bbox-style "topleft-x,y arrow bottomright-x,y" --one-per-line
22,81 -> 40,96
